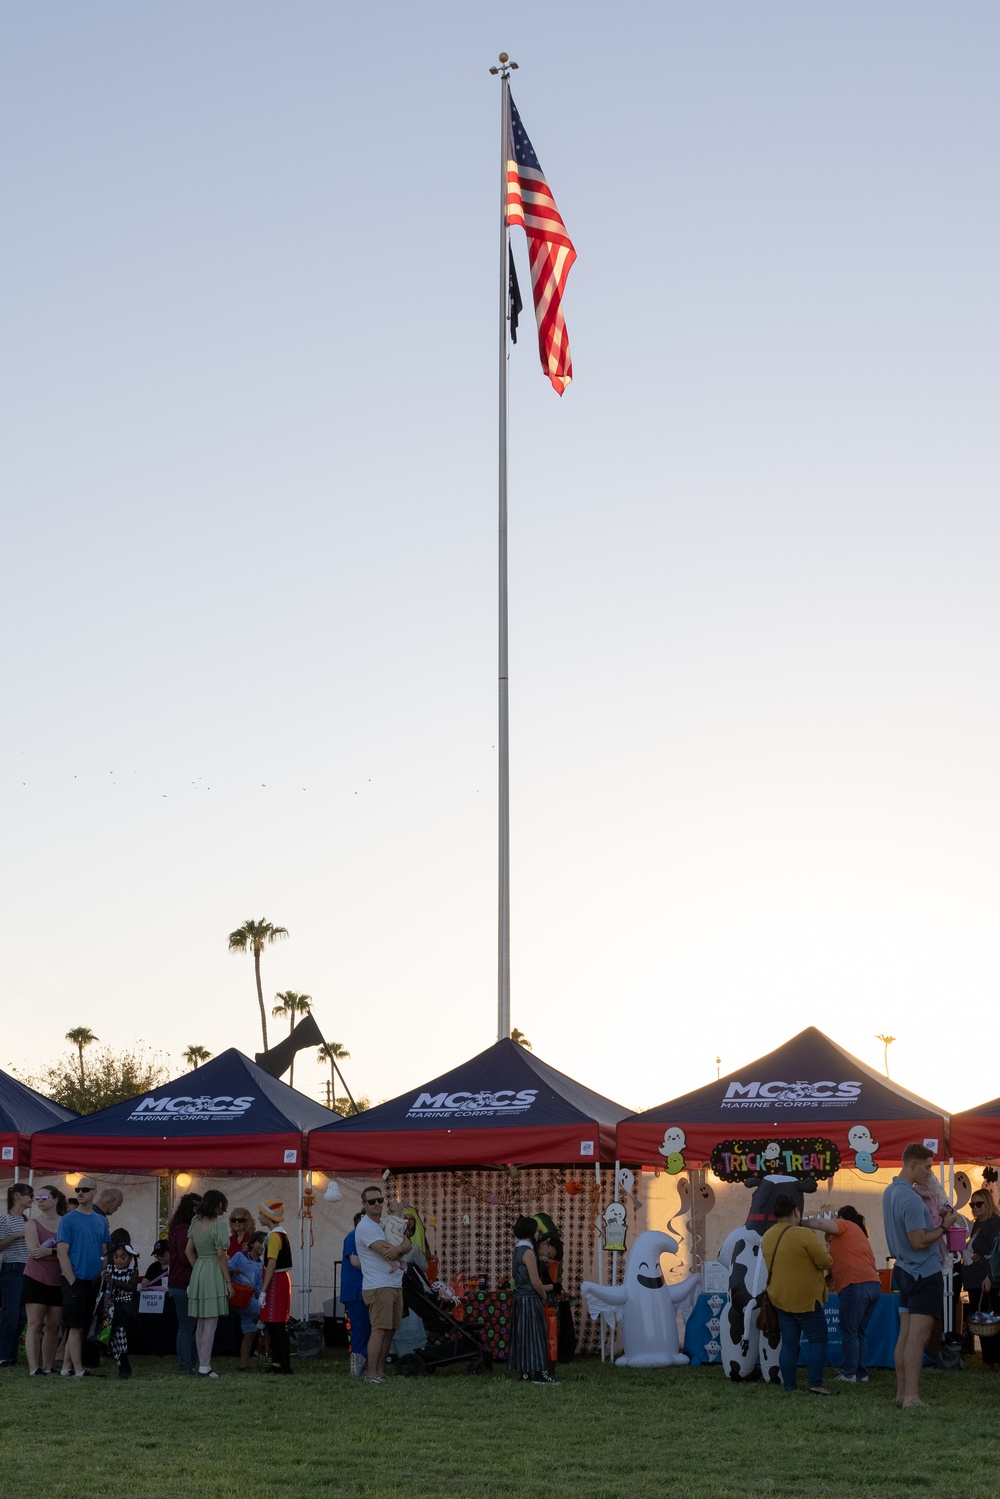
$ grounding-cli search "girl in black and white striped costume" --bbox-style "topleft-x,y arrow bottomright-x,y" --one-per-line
106,1244 -> 140,1378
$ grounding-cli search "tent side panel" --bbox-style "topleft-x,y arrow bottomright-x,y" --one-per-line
29,1132 -> 306,1172
0,1132 -> 28,1168
949,1120 -> 1000,1161
308,1123 -> 609,1172
616,1115 -> 948,1169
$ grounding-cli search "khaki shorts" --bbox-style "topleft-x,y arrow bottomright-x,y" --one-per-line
363,1287 -> 403,1331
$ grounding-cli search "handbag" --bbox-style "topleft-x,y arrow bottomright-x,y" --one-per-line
755,1225 -> 792,1340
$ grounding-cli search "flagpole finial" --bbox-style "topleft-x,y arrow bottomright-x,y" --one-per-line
489,54 -> 518,77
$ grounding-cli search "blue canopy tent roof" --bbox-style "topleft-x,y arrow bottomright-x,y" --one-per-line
616,1027 -> 949,1168
309,1038 -> 628,1170
0,1068 -> 76,1169
30,1048 -> 335,1172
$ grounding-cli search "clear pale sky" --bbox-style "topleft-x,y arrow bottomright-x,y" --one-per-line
2,3 -> 997,1117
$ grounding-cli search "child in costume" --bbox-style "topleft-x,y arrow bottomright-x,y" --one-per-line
229,1231 -> 266,1370
106,1243 -> 140,1378
258,1200 -> 294,1375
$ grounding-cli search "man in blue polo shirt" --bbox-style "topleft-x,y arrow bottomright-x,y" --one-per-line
883,1143 -> 958,1408
56,1179 -> 109,1378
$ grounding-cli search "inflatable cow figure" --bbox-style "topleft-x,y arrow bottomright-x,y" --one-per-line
581,1230 -> 701,1367
717,1173 -> 817,1382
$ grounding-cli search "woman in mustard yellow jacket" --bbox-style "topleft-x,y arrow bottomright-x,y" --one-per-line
761,1194 -> 833,1395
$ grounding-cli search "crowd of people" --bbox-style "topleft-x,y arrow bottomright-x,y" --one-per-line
0,1179 -> 296,1378
760,1141 -> 995,1405
338,1187 -> 562,1384
3,1145 -> 997,1389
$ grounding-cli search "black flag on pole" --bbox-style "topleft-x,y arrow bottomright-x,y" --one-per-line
508,246 -> 523,345
255,1011 -> 325,1080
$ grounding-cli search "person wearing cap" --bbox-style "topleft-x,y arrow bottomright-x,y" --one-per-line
56,1179 -> 109,1377
258,1200 -> 294,1375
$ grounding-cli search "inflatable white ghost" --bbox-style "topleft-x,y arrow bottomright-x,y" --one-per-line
581,1230 -> 701,1367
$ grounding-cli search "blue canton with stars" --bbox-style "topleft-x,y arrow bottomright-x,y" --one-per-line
509,99 -> 541,172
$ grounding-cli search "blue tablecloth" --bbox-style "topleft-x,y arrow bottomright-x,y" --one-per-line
684,1291 -> 900,1369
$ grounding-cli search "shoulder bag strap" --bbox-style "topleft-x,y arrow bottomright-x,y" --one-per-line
763,1224 -> 792,1291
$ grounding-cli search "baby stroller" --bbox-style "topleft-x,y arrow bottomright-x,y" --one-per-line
390,1265 -> 492,1376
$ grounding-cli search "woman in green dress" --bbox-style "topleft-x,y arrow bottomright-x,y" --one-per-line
185,1190 -> 233,1378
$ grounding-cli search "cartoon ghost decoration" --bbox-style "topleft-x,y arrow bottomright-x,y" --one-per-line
763,1141 -> 782,1168
658,1126 -> 687,1175
848,1125 -> 879,1174
602,1201 -> 628,1253
668,1174 -> 717,1262
615,1165 -> 643,1211
581,1230 -> 701,1367
954,1171 -> 972,1211
675,1174 -> 717,1218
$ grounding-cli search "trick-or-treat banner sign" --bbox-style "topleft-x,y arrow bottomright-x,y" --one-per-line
710,1138 -> 841,1183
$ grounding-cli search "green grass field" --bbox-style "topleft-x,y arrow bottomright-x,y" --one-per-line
2,1350 -> 993,1499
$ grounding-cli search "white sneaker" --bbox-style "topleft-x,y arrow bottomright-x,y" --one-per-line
835,1374 -> 856,1383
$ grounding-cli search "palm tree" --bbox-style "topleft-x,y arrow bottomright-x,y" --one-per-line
875,1034 -> 896,1078
272,991 -> 312,1085
182,1044 -> 212,1068
65,1027 -> 98,1088
511,1028 -> 532,1050
227,918 -> 289,1051
317,1040 -> 351,1109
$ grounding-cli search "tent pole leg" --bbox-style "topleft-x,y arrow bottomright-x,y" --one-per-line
304,1170 -> 313,1323
298,1169 -> 304,1322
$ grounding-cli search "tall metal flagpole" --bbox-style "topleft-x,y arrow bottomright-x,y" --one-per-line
490,53 -> 516,1043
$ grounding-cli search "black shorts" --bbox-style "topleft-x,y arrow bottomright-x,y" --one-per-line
60,1276 -> 100,1330
893,1267 -> 943,1319
22,1278 -> 62,1308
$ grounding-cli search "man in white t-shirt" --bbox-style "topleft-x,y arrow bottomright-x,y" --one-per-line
354,1185 -> 411,1384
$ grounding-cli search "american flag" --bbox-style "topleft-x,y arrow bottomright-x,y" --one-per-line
506,96 -> 576,395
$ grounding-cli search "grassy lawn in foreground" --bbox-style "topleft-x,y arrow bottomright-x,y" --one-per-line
0,1349 -> 993,1499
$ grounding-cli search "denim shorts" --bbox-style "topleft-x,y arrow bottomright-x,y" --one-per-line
893,1266 -> 943,1319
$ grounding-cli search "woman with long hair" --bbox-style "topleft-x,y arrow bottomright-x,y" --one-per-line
22,1184 -> 67,1375
964,1189 -> 1000,1368
507,1215 -> 557,1385
167,1191 -> 202,1374
185,1190 -> 234,1379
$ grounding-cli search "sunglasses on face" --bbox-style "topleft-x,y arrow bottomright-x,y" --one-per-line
366,1197 -> 384,1205
76,1187 -> 95,1194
